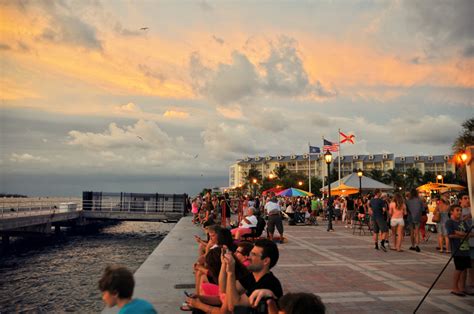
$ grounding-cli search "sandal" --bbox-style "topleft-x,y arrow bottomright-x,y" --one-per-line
450,291 -> 466,297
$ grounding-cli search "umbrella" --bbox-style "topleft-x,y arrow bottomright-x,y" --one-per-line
262,186 -> 284,196
441,183 -> 466,191
440,183 -> 466,193
277,188 -> 313,197
417,182 -> 466,193
416,182 -> 445,193
328,183 -> 359,196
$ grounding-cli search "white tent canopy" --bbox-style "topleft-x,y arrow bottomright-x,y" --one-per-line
321,172 -> 394,192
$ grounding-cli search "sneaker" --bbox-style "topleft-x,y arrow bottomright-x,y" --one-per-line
409,246 -> 416,251
380,242 -> 387,252
415,246 -> 420,252
374,244 -> 379,250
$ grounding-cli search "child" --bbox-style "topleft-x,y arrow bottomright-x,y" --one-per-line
445,205 -> 472,297
98,265 -> 157,313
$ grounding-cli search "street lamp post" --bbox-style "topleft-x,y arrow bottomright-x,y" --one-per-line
436,174 -> 443,184
252,178 -> 257,197
357,169 -> 363,196
324,150 -> 334,232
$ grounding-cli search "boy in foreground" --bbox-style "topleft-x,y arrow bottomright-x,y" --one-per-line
99,265 -> 157,314
446,205 -> 473,297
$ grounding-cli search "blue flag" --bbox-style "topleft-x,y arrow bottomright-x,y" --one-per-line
309,146 -> 321,154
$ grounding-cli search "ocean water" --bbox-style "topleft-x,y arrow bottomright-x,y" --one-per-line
0,221 -> 171,313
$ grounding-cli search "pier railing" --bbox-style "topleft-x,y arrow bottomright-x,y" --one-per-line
0,199 -> 185,218
0,197 -> 81,218
82,199 -> 184,213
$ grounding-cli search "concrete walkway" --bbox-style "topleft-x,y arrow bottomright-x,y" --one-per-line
106,217 -> 474,313
275,221 -> 474,313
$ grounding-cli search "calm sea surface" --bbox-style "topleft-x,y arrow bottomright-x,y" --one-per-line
0,221 -> 171,313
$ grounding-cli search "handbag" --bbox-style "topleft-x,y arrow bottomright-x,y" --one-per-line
432,210 -> 440,223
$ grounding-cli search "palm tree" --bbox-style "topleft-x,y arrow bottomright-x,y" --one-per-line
382,169 -> 403,189
273,164 -> 289,179
367,169 -> 384,182
405,167 -> 423,190
421,171 -> 436,184
452,118 -> 474,153
310,176 -> 323,197
244,167 -> 262,195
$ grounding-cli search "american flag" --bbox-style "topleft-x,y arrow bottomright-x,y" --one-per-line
323,139 -> 339,152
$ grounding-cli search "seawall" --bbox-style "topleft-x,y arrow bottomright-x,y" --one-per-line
103,216 -> 200,314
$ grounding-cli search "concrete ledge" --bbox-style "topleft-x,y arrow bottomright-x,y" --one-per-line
103,216 -> 201,314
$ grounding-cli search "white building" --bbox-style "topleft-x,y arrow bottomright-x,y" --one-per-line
228,153 -> 455,188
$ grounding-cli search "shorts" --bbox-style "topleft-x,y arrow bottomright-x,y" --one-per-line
372,216 -> 388,233
453,256 -> 471,271
437,222 -> 448,236
390,217 -> 405,227
410,222 -> 421,230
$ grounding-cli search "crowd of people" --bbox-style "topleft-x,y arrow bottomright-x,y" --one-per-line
181,190 -> 326,313
96,188 -> 472,313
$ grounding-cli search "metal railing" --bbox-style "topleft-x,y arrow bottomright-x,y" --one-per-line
82,199 -> 184,213
0,197 -> 81,218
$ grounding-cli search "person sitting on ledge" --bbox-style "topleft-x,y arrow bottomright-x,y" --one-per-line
98,265 -> 157,314
231,207 -> 258,240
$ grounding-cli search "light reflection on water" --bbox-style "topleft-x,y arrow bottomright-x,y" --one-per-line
0,221 -> 171,313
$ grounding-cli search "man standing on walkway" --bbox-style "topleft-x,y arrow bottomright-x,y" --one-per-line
369,189 -> 388,251
265,194 -> 284,243
407,189 -> 424,252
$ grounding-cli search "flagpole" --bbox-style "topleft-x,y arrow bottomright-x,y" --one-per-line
338,128 -> 341,185
308,142 -> 311,194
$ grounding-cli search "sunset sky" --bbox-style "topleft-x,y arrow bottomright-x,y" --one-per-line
1,0 -> 473,196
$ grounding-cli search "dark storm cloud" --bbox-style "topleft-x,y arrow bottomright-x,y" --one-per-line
190,51 -> 259,104
189,37 -> 335,104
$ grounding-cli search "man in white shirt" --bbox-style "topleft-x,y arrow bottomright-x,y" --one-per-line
264,195 -> 284,243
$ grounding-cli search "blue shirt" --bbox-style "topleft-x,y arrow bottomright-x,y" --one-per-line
119,299 -> 157,314
445,219 -> 470,257
369,198 -> 386,218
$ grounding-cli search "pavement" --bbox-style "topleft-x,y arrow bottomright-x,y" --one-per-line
106,216 -> 474,313
274,220 -> 474,313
